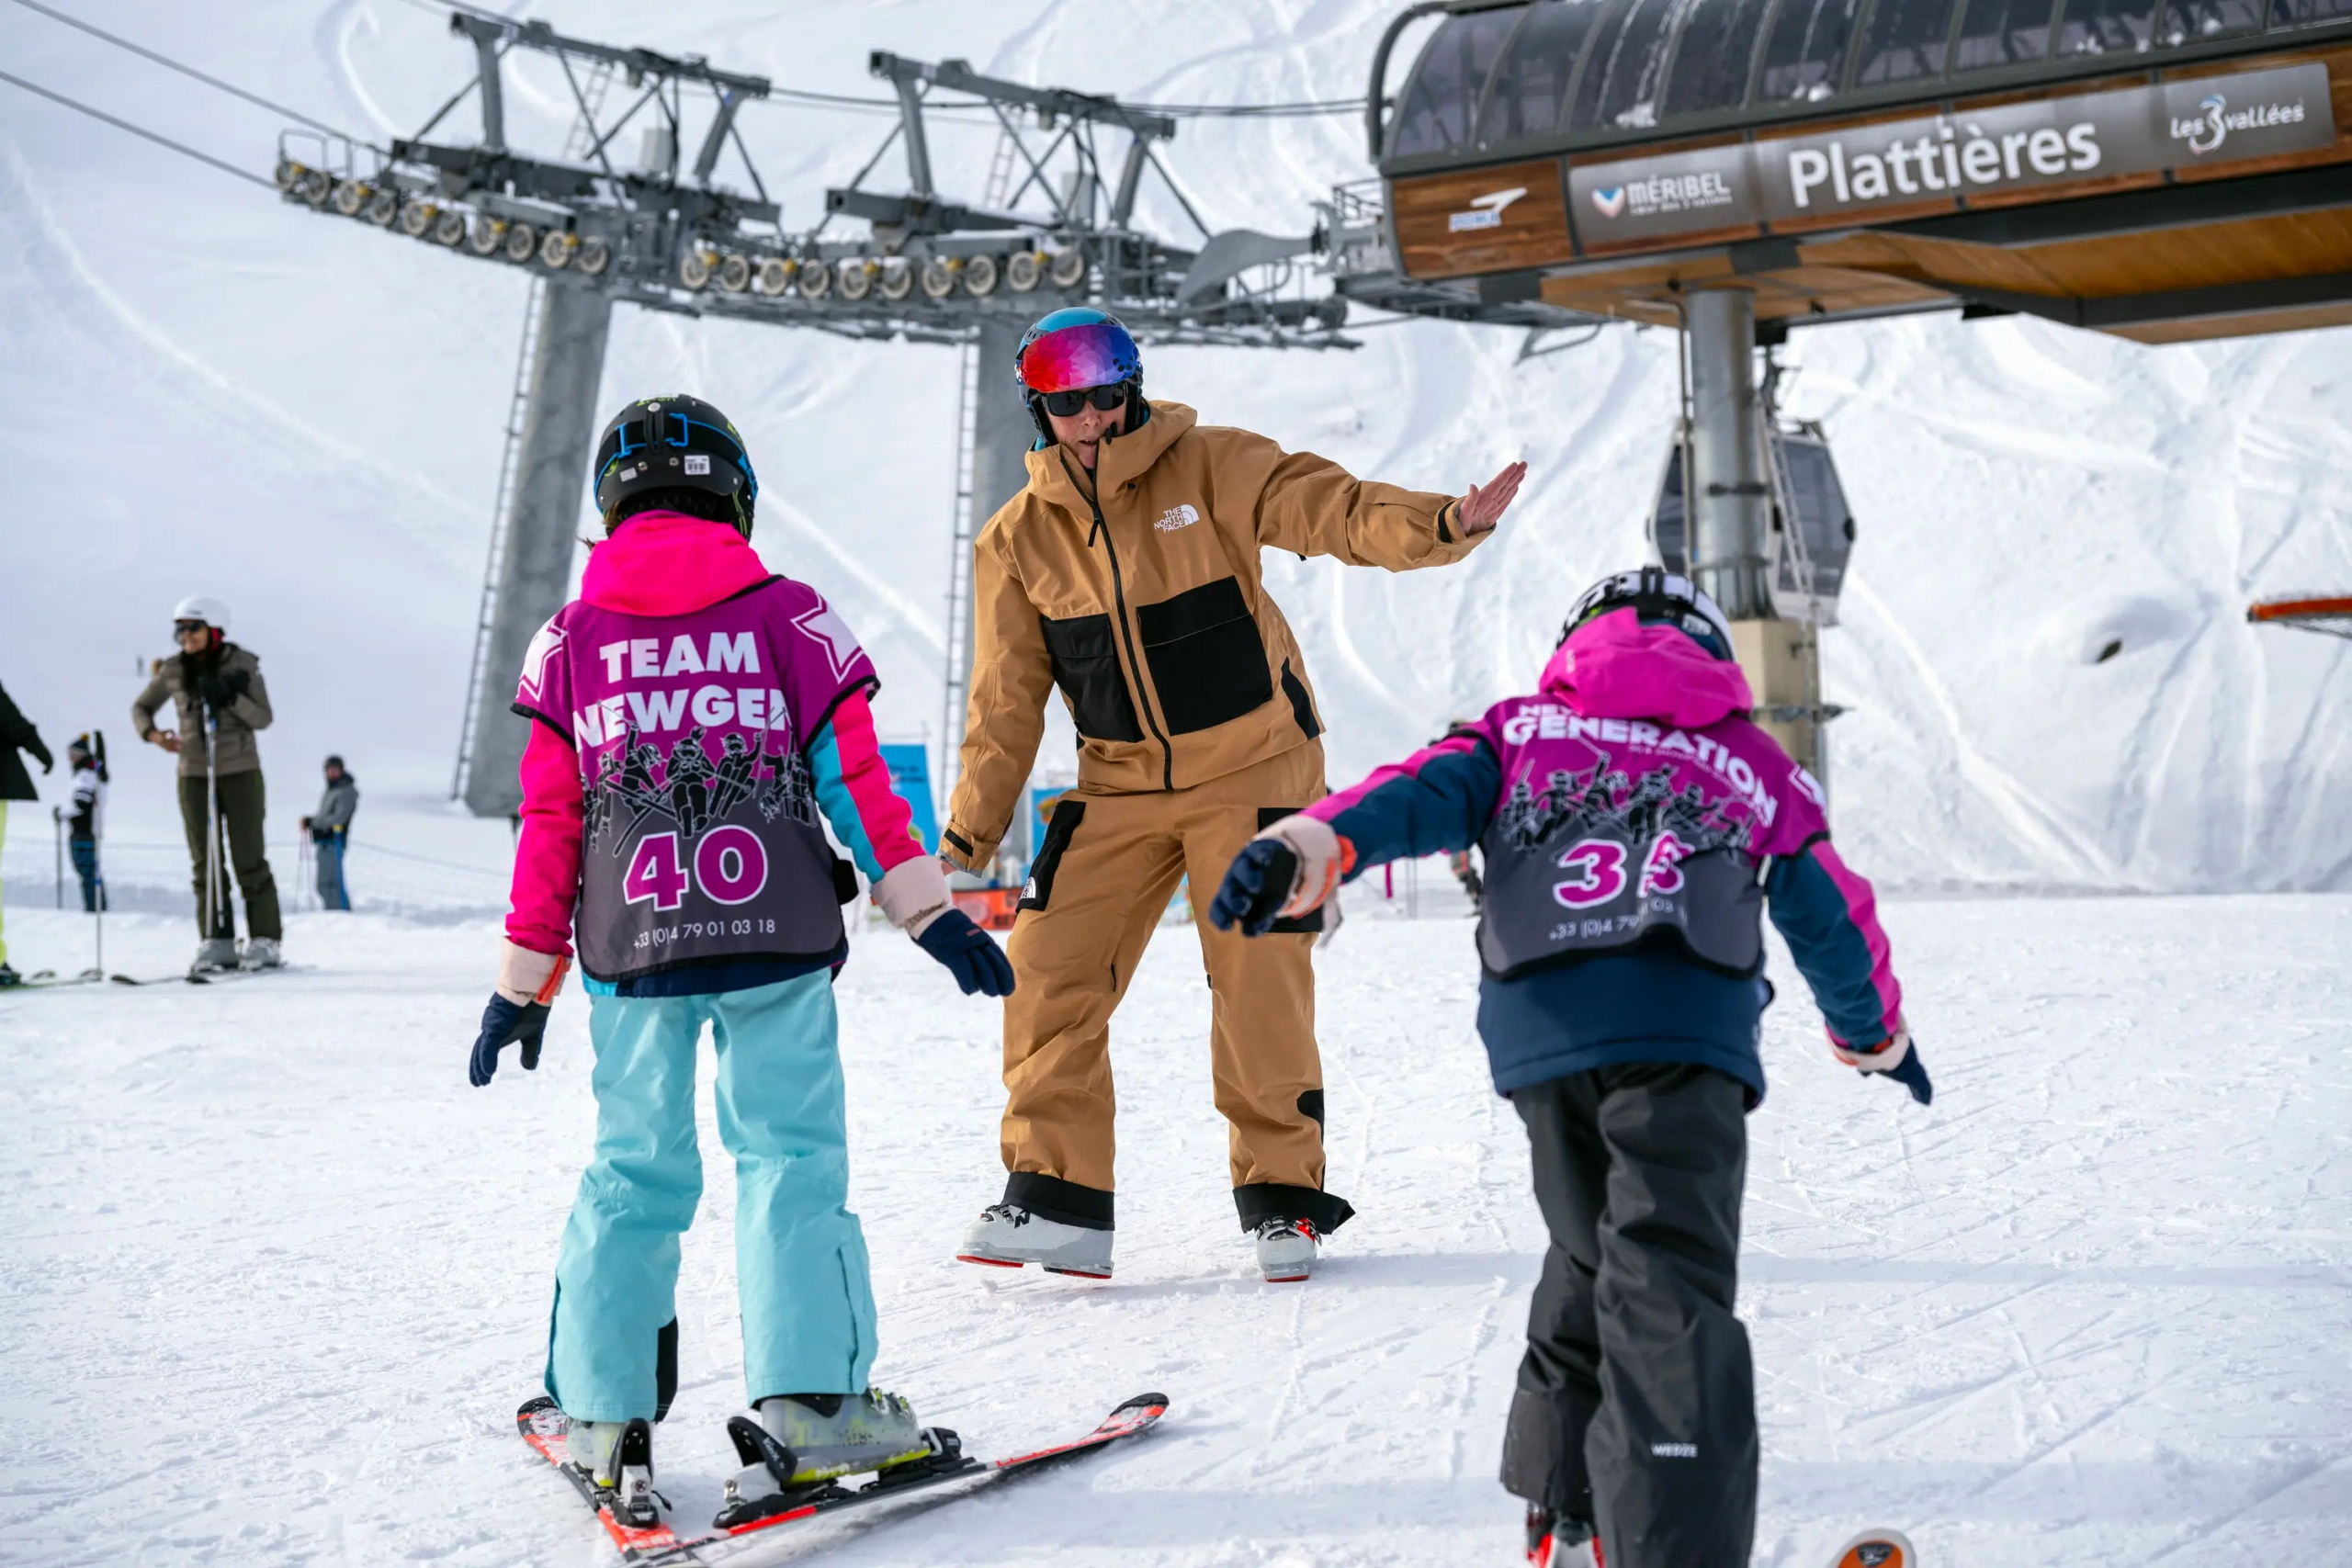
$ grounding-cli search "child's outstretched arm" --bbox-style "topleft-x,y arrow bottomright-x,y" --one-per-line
474,721 -> 583,1088
1211,732 -> 1502,935
1765,836 -> 1930,1103
810,690 -> 1012,997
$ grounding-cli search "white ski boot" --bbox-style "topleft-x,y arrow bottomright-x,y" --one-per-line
715,1390 -> 944,1528
956,1202 -> 1113,1278
191,937 -> 238,974
1254,1217 -> 1321,1282
238,938 -> 283,971
1526,1506 -> 1601,1567
568,1416 -> 661,1528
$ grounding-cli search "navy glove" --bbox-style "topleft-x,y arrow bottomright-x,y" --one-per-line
916,909 -> 1015,997
469,993 -> 549,1087
1210,839 -> 1298,936
1846,1036 -> 1932,1105
1880,1046 -> 1933,1106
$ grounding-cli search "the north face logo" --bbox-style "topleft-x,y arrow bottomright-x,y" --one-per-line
1155,503 -> 1201,532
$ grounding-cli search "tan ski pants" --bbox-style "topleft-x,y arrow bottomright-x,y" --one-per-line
996,742 -> 1353,1235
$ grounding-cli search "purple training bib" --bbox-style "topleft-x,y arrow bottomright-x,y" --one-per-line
513,575 -> 877,983
1465,698 -> 1829,979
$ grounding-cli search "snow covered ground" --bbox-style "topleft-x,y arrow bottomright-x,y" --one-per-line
6,894 -> 2348,1568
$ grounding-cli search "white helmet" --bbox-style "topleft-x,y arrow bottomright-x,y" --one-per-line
172,595 -> 231,633
1560,567 -> 1734,660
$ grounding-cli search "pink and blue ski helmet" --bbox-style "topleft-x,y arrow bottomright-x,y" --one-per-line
1015,308 -> 1142,394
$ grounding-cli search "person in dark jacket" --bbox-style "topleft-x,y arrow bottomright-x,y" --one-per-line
300,755 -> 358,910
65,733 -> 107,913
0,677 -> 57,986
1212,569 -> 1930,1568
131,596 -> 282,973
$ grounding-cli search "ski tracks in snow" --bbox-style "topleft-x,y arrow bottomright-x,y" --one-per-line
5,896 -> 2351,1566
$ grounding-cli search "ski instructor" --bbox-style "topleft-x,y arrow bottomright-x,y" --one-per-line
946,308 -> 1525,1283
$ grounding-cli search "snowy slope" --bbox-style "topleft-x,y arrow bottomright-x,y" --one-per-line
4,896 -> 2349,1567
0,0 -> 2348,892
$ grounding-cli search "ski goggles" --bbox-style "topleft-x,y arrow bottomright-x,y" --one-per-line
1036,383 -> 1131,419
1017,321 -> 1139,395
173,620 -> 211,637
594,409 -> 758,502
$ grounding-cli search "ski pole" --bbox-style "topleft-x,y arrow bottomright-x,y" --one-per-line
52,805 -> 62,908
204,699 -> 223,947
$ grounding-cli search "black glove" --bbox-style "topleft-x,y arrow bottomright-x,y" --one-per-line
469,993 -> 550,1086
914,909 -> 1015,997
1209,839 -> 1298,936
1852,1039 -> 1933,1106
198,673 -> 234,709
35,747 -> 52,774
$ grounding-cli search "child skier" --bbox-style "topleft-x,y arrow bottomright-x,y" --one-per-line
66,733 -> 107,911
1210,569 -> 1928,1568
467,395 -> 1015,1531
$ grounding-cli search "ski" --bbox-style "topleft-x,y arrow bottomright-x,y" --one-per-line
4,968 -> 107,990
517,1391 -> 1167,1564
1827,1527 -> 1918,1568
184,963 -> 300,986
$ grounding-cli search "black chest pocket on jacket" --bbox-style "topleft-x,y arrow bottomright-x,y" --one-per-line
1040,613 -> 1146,742
1136,578 -> 1272,735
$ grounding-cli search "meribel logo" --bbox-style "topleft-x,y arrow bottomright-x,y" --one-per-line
1594,170 -> 1736,220
2170,89 -> 2307,156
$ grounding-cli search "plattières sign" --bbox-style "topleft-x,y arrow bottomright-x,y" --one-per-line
1568,62 -> 2336,248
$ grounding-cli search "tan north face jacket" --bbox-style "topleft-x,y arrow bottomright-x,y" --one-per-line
942,400 -> 1486,867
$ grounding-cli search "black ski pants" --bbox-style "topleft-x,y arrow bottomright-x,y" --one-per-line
178,772 -> 282,942
1501,1061 -> 1756,1568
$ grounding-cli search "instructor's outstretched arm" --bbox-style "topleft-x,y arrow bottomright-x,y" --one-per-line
1250,434 -> 1527,570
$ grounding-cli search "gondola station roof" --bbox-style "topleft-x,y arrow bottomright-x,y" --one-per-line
1365,0 -> 2352,341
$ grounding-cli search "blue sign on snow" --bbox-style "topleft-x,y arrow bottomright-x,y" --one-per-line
879,744 -> 939,853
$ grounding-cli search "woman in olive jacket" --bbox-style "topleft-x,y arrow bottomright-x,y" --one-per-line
131,598 -> 283,972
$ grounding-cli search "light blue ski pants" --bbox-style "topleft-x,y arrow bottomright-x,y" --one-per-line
546,972 -> 877,1422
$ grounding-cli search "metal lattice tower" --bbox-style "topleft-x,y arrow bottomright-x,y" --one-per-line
275,16 -> 1363,817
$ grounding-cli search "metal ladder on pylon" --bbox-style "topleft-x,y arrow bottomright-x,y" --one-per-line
448,67 -> 617,800
448,286 -> 546,800
936,336 -> 983,795
982,128 -> 1018,209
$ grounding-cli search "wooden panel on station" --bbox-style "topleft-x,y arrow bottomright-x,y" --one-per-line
1806,209 -> 2352,299
1390,159 -> 1573,279
1538,263 -> 1952,326
2111,299 -> 2352,344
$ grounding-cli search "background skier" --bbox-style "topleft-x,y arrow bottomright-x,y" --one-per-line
468,395 -> 1013,1530
65,733 -> 107,913
943,307 -> 1526,1283
0,675 -> 56,987
130,598 -> 282,971
1212,569 -> 1928,1568
300,754 -> 357,910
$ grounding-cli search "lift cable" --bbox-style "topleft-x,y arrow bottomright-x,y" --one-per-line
0,66 -> 271,187
6,0 -> 360,142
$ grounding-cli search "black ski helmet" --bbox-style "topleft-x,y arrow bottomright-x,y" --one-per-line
591,394 -> 759,536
